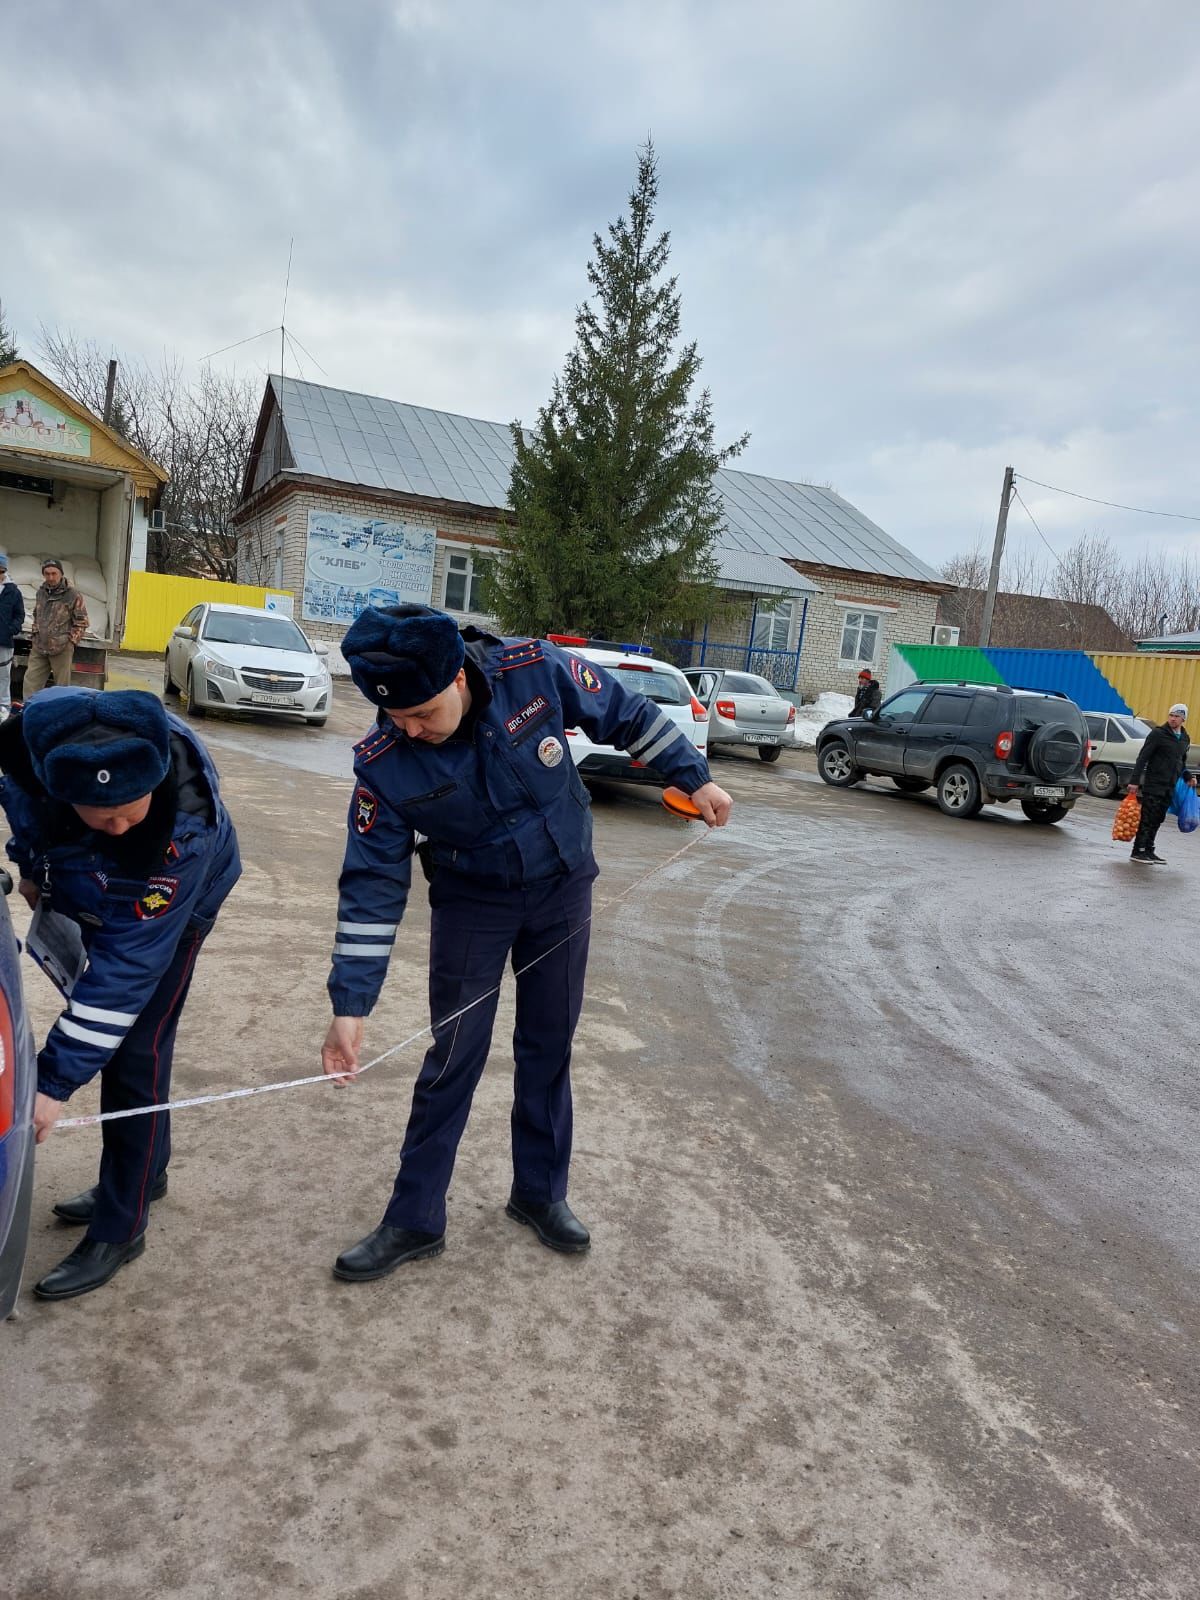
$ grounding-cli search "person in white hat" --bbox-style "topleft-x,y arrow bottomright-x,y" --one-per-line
1128,703 -> 1193,865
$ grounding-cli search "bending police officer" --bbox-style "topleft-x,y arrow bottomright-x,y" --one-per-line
322,606 -> 732,1282
0,688 -> 240,1300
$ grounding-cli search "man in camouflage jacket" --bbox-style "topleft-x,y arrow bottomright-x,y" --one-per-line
24,557 -> 89,697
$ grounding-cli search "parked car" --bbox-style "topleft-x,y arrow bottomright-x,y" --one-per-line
684,668 -> 796,762
0,876 -> 37,1320
816,681 -> 1090,823
546,638 -> 709,786
164,604 -> 333,726
1081,712 -> 1200,798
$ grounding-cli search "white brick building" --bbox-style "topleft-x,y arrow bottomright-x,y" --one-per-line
233,377 -> 944,697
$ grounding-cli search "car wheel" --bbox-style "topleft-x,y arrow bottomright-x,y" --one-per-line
162,653 -> 178,698
758,745 -> 783,763
1021,799 -> 1072,824
305,716 -> 328,728
818,741 -> 861,787
936,762 -> 982,818
892,776 -> 930,793
1087,763 -> 1118,799
183,667 -> 206,718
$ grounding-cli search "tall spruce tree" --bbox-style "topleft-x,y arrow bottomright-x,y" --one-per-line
491,143 -> 746,639
0,301 -> 18,366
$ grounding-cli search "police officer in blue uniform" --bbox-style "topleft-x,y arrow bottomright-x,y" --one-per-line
323,605 -> 732,1281
0,688 -> 241,1300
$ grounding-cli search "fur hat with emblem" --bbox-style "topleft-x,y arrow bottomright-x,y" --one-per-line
23,687 -> 171,807
340,603 -> 466,709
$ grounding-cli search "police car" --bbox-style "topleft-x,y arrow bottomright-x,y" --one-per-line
0,878 -> 36,1319
548,637 -> 709,786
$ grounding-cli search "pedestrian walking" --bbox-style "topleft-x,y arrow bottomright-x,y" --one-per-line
0,551 -> 26,720
321,605 -> 732,1282
1128,703 -> 1193,866
0,688 -> 241,1298
23,558 -> 88,696
851,669 -> 882,717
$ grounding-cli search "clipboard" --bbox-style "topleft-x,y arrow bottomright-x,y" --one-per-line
27,900 -> 87,998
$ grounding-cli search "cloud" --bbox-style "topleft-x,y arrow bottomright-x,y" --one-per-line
6,0 -> 1200,574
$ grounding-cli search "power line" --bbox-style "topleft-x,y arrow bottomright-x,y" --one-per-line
1014,473 -> 1200,524
1009,486 -> 1089,638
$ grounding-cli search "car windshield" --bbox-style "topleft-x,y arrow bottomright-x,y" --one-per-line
1116,717 -> 1152,738
608,663 -> 689,706
202,613 -> 310,651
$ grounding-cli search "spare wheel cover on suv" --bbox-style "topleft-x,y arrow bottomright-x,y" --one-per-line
1028,722 -> 1084,782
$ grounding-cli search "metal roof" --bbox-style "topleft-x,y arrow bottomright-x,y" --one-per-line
265,376 -> 936,585
712,547 -> 816,595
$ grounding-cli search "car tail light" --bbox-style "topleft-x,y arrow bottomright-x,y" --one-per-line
787,705 -> 796,723
995,730 -> 1013,760
716,698 -> 736,720
564,729 -> 577,737
0,986 -> 15,1140
690,695 -> 707,722
1083,740 -> 1091,768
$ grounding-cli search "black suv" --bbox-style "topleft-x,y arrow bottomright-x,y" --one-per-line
815,681 -> 1090,824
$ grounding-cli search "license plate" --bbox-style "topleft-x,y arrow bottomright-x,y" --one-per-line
744,733 -> 778,745
1032,786 -> 1065,798
251,692 -> 295,706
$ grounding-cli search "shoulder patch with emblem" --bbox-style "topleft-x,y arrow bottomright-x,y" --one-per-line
135,876 -> 178,920
569,655 -> 603,693
496,639 -> 545,673
353,786 -> 378,834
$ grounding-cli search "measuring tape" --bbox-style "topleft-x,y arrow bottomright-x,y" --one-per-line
56,817 -> 711,1131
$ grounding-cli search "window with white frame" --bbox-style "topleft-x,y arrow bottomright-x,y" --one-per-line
839,609 -> 881,667
751,598 -> 793,651
442,549 -> 486,614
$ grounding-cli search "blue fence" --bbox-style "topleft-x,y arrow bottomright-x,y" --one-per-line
653,635 -> 803,690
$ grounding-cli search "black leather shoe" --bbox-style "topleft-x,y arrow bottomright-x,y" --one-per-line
332,1225 -> 445,1282
33,1235 -> 147,1301
1147,851 -> 1167,865
53,1172 -> 168,1226
505,1193 -> 590,1253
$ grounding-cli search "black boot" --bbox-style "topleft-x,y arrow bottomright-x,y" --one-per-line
53,1171 -> 168,1226
33,1235 -> 147,1301
505,1192 -> 591,1253
332,1225 -> 445,1282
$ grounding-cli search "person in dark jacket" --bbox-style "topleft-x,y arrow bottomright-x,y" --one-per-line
851,669 -> 882,717
321,605 -> 732,1283
1128,703 -> 1193,865
0,550 -> 26,719
0,688 -> 241,1299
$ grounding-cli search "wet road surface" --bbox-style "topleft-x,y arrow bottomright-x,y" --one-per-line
3,658 -> 1197,1598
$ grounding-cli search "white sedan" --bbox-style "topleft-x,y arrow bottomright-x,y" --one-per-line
164,603 -> 333,726
551,640 -> 709,784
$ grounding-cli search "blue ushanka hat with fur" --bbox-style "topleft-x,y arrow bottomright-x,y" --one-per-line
24,688 -> 172,807
340,603 -> 466,709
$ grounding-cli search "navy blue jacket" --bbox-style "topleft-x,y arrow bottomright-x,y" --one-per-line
0,581 -> 25,648
0,710 -> 241,1099
329,632 -> 711,1017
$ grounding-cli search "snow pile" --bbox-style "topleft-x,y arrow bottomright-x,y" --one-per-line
791,691 -> 855,749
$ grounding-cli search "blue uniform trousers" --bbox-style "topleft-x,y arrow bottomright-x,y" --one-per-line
382,858 -> 597,1235
89,926 -> 206,1244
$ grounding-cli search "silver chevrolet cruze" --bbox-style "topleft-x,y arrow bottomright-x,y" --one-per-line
164,603 -> 333,727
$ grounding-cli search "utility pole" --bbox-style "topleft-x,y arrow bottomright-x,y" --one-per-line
978,465 -> 1013,647
102,359 -> 118,426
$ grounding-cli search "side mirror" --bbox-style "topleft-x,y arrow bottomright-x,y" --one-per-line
313,641 -> 330,658
172,626 -> 193,640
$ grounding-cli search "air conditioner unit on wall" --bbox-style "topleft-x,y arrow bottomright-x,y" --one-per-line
931,625 -> 960,647
148,509 -> 166,533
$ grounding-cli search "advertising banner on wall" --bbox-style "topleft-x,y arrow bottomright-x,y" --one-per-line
302,510 -> 435,625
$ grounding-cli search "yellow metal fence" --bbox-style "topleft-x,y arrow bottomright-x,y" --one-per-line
1089,653 -> 1200,723
123,573 -> 292,654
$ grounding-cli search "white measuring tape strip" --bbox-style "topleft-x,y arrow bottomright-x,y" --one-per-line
55,830 -> 710,1131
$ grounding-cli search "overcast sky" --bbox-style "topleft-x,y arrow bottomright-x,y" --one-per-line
7,0 -> 1200,573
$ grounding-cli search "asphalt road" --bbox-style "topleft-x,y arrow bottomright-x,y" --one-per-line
2,662 -> 1197,1599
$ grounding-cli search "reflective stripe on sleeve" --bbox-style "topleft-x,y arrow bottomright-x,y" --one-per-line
332,942 -> 394,957
335,922 -> 398,937
55,1016 -> 128,1049
628,712 -> 671,757
638,724 -> 686,766
68,1000 -> 139,1027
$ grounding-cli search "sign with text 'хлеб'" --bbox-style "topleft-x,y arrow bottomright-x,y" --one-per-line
302,510 -> 435,626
